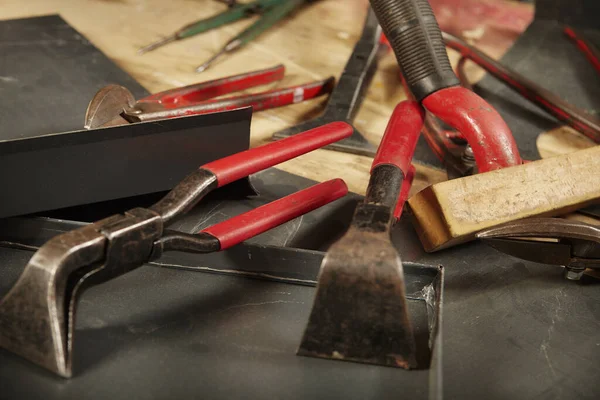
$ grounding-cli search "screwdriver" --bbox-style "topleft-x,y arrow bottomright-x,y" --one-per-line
195,0 -> 305,73
138,0 -> 285,55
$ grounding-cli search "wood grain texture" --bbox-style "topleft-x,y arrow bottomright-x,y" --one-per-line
408,146 -> 600,252
0,0 -> 592,196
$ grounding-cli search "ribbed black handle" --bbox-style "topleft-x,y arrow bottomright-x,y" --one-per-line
370,0 -> 459,101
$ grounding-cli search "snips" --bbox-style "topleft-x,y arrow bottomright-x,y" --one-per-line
0,122 -> 352,378
478,218 -> 600,281
84,64 -> 334,129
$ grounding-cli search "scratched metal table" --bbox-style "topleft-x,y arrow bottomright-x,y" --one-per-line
0,169 -> 599,400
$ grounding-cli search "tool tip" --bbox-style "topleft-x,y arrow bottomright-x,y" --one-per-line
195,63 -> 210,73
137,36 -> 176,55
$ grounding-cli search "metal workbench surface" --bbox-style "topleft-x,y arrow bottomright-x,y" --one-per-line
1,170 -> 598,399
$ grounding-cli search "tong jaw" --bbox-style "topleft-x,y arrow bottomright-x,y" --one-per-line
0,208 -> 163,377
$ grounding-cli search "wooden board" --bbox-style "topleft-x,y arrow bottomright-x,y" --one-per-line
0,0 -> 595,196
409,146 -> 600,251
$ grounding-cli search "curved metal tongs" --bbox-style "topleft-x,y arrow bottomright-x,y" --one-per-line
0,122 -> 353,378
84,64 -> 334,129
478,218 -> 600,281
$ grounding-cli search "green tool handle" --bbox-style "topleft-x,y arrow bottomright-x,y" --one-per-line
177,0 -> 285,39
232,0 -> 305,46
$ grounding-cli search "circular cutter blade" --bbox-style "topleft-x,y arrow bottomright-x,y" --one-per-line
84,85 -> 136,129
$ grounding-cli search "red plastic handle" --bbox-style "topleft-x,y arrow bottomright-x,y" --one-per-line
201,179 -> 348,250
159,77 -> 333,117
393,164 -> 415,221
422,86 -> 522,172
202,121 -> 353,187
138,65 -> 285,108
372,101 -> 425,176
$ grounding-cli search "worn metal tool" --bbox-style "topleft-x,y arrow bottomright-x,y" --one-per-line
478,218 -> 600,281
272,8 -> 382,156
139,0 -> 294,55
85,64 -> 333,129
299,100 -> 425,368
0,122 -> 352,378
409,145 -> 600,252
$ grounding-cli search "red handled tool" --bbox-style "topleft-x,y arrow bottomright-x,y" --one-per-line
371,0 -> 522,175
84,64 -> 334,129
299,100 -> 425,369
0,122 -> 352,378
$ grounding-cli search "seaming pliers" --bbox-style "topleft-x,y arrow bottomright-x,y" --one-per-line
0,121 -> 352,378
138,0 -> 311,72
478,218 -> 600,281
84,64 -> 333,129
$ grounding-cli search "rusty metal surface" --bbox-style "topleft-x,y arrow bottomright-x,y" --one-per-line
0,208 -> 163,377
299,164 -> 422,369
299,203 -> 418,368
84,85 -> 136,129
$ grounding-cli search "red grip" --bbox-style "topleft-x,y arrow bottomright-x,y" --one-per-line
393,164 -> 415,221
202,122 -> 353,187
422,87 -> 522,172
201,179 -> 348,250
139,65 -> 285,108
372,101 -> 425,176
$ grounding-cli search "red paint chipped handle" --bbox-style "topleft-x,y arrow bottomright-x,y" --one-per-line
372,101 -> 425,176
201,179 -> 348,250
394,164 -> 415,221
202,122 -> 353,187
139,65 -> 285,107
423,86 -> 522,172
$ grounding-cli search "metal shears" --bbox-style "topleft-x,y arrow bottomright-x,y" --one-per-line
478,218 -> 600,281
84,64 -> 333,129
